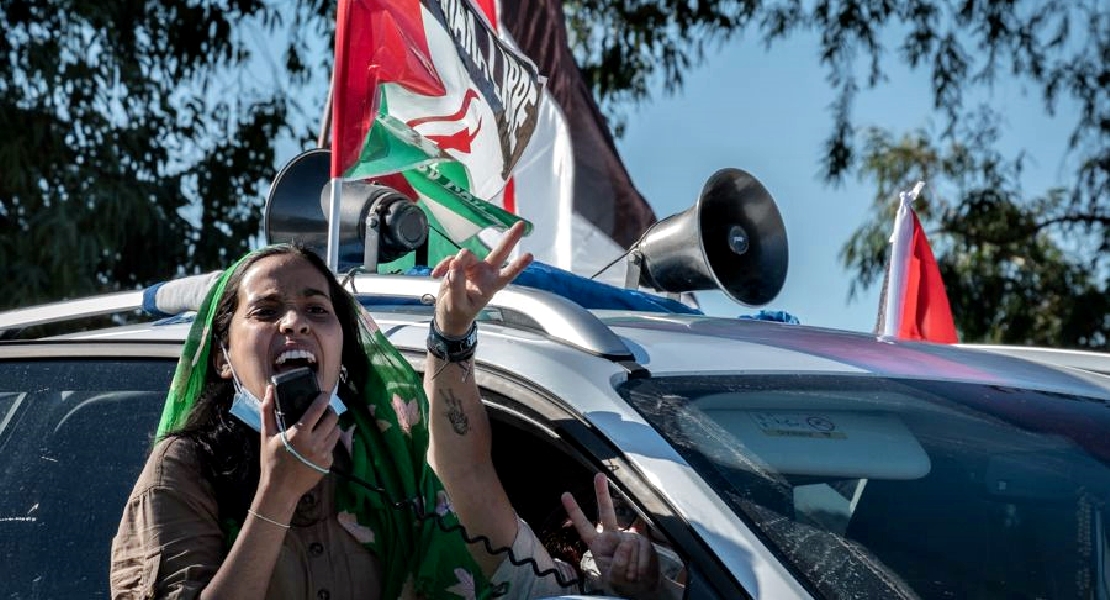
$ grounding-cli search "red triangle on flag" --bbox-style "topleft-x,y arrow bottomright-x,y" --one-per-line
331,0 -> 447,178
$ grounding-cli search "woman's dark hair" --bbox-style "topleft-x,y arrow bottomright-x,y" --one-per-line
167,244 -> 371,526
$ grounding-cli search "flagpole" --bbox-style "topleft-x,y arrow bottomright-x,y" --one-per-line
881,181 -> 925,338
326,178 -> 342,273
318,73 -> 334,149
324,61 -> 341,273
326,0 -> 350,274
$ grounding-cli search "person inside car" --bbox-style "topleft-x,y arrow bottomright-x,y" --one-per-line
519,473 -> 688,598
109,223 -> 670,599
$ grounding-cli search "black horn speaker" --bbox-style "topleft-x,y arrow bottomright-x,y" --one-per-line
264,148 -> 330,249
632,168 -> 788,306
265,148 -> 428,269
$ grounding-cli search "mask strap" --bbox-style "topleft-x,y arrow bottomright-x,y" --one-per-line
221,345 -> 246,391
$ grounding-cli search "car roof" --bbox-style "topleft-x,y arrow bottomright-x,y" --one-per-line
596,312 -> 1110,393
2,271 -> 1108,401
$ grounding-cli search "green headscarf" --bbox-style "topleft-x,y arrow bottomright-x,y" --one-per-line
154,246 -> 495,600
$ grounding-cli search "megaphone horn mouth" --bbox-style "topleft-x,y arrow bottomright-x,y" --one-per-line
264,148 -> 331,250
632,168 -> 789,306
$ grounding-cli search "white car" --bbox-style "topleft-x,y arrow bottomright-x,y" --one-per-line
1,264 -> 1108,599
3,153 -> 1108,598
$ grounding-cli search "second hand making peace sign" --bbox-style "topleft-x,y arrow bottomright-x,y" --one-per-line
563,473 -> 662,597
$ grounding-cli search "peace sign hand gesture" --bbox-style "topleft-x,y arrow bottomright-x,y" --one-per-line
562,473 -> 661,597
430,221 -> 533,337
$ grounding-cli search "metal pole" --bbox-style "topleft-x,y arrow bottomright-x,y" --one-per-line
326,178 -> 342,273
321,33 -> 337,272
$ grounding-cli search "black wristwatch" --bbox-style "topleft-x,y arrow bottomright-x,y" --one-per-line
427,319 -> 477,363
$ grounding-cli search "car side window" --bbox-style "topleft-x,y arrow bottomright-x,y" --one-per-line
482,387 -> 697,599
485,390 -> 596,548
0,358 -> 175,599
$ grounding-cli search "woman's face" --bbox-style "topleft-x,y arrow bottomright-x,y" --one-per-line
219,254 -> 344,400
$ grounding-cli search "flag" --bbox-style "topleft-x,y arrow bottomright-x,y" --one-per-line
878,182 -> 958,343
331,0 -> 536,264
330,0 -> 658,281
497,0 -> 657,283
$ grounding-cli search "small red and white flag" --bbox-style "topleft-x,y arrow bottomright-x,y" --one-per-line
878,182 -> 958,343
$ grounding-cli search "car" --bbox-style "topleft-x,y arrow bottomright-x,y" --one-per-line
2,260 -> 1109,599
3,157 -> 1108,599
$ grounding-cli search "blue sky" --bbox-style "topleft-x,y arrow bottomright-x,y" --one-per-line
615,31 -> 1079,333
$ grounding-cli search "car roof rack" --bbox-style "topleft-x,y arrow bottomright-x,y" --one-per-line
350,274 -> 633,360
0,290 -> 146,334
0,273 -> 634,361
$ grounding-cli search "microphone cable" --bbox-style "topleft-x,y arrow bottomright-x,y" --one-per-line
275,410 -> 593,596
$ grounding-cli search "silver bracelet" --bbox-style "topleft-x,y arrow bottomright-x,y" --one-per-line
247,507 -> 291,529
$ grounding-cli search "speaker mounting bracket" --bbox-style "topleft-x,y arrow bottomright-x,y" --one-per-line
363,206 -> 384,273
360,195 -> 430,273
624,251 -> 644,290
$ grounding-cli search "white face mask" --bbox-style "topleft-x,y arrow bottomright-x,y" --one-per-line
223,346 -> 347,432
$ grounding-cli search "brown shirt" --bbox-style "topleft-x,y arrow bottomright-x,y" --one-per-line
110,437 -> 382,600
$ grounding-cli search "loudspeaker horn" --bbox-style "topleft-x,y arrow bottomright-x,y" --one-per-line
264,148 -> 428,269
264,148 -> 330,249
630,168 -> 788,306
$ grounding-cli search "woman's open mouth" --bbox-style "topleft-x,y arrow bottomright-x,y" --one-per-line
273,348 -> 317,374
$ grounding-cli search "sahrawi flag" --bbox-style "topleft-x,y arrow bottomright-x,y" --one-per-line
878,182 -> 958,343
331,0 -> 658,279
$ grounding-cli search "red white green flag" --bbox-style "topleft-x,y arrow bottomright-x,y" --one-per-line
331,0 -> 539,264
330,0 -> 659,280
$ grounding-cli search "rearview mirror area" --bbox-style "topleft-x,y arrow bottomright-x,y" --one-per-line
685,408 -> 931,480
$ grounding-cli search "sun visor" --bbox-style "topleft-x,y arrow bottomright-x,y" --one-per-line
687,408 -> 932,480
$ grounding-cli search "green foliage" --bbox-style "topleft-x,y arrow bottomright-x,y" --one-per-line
567,1 -> 1107,214
0,0 -> 333,309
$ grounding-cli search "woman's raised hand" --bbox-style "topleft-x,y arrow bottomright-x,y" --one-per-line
430,221 -> 533,336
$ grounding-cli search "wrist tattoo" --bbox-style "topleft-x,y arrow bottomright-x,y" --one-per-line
443,389 -> 470,435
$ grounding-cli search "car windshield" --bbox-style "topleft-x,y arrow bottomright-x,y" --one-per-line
619,373 -> 1110,600
0,358 -> 175,598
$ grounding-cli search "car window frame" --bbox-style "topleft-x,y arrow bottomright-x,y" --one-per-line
405,351 -> 747,600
